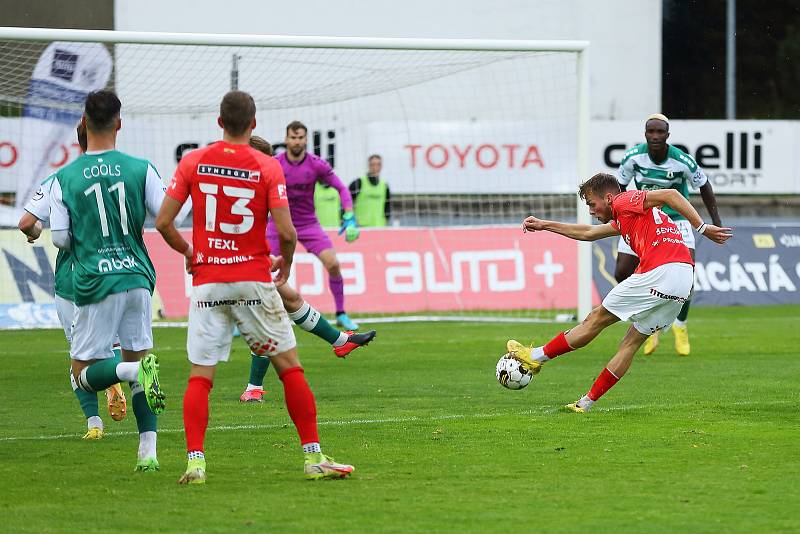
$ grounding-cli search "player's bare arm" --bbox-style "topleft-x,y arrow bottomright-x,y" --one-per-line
644,189 -> 732,244
18,212 -> 42,243
155,196 -> 194,272
523,215 -> 619,241
270,205 -> 296,285
699,182 -> 722,226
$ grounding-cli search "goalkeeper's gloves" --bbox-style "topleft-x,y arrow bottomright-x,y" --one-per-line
338,211 -> 360,242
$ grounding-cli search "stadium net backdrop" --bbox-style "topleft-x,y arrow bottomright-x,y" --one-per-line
0,28 -> 591,325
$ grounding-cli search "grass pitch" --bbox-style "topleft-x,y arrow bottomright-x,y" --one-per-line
1,306 -> 798,533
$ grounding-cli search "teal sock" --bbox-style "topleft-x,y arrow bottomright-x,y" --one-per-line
70,371 -> 99,418
677,299 -> 691,322
288,302 -> 343,344
80,359 -> 120,392
112,347 -> 122,363
249,353 -> 271,387
129,382 -> 157,433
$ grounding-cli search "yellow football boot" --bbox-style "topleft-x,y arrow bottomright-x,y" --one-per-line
506,340 -> 541,374
643,331 -> 660,355
82,427 -> 104,440
565,402 -> 586,413
673,324 -> 691,356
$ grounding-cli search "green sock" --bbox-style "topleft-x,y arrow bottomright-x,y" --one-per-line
81,359 -> 120,392
71,371 -> 99,418
112,347 -> 122,363
248,353 -> 271,387
129,382 -> 157,433
288,302 -> 343,344
677,299 -> 691,322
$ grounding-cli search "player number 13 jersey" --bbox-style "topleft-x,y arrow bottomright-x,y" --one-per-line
167,141 -> 289,286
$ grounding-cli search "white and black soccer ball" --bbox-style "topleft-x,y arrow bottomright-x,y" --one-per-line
495,353 -> 533,390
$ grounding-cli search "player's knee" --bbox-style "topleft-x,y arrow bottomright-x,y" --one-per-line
271,349 -> 302,375
282,291 -> 303,312
327,261 -> 341,277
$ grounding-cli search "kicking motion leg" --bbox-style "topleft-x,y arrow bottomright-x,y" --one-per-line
567,325 -> 648,412
507,305 -> 620,372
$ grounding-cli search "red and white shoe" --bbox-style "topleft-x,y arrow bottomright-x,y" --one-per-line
333,330 -> 377,358
239,388 -> 265,403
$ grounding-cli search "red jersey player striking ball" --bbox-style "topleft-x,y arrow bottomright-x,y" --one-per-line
156,91 -> 354,483
508,172 -> 731,412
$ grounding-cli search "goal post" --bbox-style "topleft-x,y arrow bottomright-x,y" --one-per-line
0,27 -> 591,327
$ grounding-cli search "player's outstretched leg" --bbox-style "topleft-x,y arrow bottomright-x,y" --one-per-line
507,306 -> 618,372
280,285 -> 376,359
567,325 -> 648,413
240,353 -> 270,402
672,299 -> 691,356
130,380 -> 160,472
70,371 -> 103,439
180,374 -> 213,485
273,350 -> 353,480
76,353 -> 164,416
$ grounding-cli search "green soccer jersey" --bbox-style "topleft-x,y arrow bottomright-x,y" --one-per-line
617,143 -> 708,220
22,173 -> 75,301
49,150 -> 165,306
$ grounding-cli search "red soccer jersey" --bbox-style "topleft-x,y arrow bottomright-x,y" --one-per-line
610,190 -> 694,274
167,141 -> 289,286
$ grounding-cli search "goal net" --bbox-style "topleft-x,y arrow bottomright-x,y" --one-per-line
0,28 -> 590,328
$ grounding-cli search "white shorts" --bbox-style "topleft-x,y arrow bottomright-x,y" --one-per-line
187,281 -> 296,366
617,219 -> 695,257
55,294 -> 76,344
70,288 -> 153,361
602,262 -> 694,335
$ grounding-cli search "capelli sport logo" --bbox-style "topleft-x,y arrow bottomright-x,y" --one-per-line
604,131 -> 763,188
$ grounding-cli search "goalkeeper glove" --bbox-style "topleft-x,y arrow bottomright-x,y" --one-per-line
338,211 -> 360,242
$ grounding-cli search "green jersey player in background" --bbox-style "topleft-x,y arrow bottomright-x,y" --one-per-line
18,122 -> 128,439
615,113 -> 722,356
49,91 -> 166,472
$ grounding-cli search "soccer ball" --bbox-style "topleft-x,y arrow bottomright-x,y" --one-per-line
495,354 -> 533,390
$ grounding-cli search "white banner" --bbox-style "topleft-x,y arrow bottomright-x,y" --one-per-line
2,117 -> 799,220
591,120 -> 800,194
366,121 -> 577,194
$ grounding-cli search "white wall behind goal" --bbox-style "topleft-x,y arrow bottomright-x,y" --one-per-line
114,0 -> 662,120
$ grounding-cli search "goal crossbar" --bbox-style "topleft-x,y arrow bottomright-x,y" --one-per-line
0,26 -> 588,53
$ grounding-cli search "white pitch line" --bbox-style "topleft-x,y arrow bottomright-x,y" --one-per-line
0,399 -> 791,443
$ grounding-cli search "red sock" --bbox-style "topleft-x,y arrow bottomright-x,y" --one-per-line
543,331 -> 574,360
587,368 -> 620,401
183,376 -> 212,453
279,367 -> 319,445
